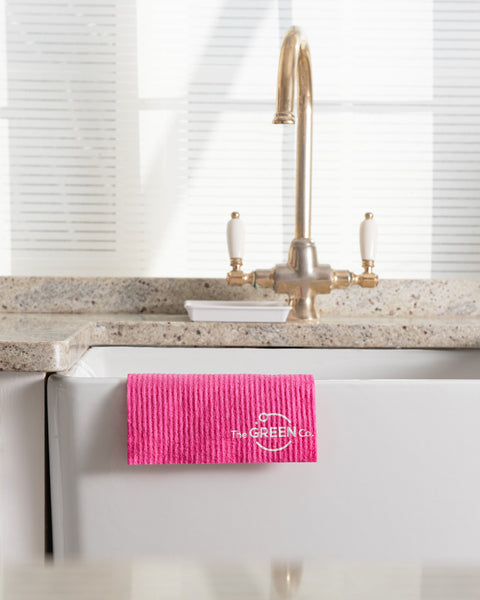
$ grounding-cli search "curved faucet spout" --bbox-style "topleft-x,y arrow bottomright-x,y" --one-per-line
226,26 -> 378,322
273,26 -> 313,240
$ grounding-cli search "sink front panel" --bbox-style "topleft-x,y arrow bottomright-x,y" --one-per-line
48,347 -> 480,560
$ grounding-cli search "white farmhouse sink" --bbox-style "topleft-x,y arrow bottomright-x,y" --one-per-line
48,347 -> 480,561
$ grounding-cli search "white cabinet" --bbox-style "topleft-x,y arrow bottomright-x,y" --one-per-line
0,372 -> 45,560
47,347 -> 480,561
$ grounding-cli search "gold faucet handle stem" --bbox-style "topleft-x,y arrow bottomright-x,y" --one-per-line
332,270 -> 353,289
332,267 -> 378,289
356,262 -> 379,288
227,267 -> 254,286
230,257 -> 243,272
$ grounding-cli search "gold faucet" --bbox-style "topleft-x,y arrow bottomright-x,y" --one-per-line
226,26 -> 378,321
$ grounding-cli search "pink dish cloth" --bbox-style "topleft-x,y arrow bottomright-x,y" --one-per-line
127,373 -> 316,465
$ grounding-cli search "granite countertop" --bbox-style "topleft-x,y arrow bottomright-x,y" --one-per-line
0,277 -> 479,372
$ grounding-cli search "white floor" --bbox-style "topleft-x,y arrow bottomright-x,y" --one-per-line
3,561 -> 480,600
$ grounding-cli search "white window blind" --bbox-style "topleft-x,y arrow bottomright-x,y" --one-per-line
433,0 -> 480,276
0,0 -> 478,277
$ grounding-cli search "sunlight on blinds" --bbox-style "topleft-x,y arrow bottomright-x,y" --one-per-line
0,4 -> 10,274
433,0 -> 480,276
3,1 -> 144,275
1,0 -> 479,277
138,0 -> 434,277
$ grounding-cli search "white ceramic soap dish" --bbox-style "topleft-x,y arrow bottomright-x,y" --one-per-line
184,300 -> 291,323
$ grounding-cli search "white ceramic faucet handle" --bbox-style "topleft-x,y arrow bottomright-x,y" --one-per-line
227,211 -> 245,259
359,212 -> 377,262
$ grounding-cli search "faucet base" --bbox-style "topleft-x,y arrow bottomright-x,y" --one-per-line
274,239 -> 332,321
287,295 -> 319,321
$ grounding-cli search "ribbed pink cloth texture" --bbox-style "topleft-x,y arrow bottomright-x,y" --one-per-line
127,373 -> 316,465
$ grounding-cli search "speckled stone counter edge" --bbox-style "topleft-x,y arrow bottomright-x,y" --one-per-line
0,277 -> 479,371
1,313 -> 479,372
0,277 -> 479,317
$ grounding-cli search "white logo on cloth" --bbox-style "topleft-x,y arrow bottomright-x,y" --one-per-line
230,412 -> 313,452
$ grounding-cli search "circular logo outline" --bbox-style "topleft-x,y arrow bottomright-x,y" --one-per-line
255,412 -> 293,452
